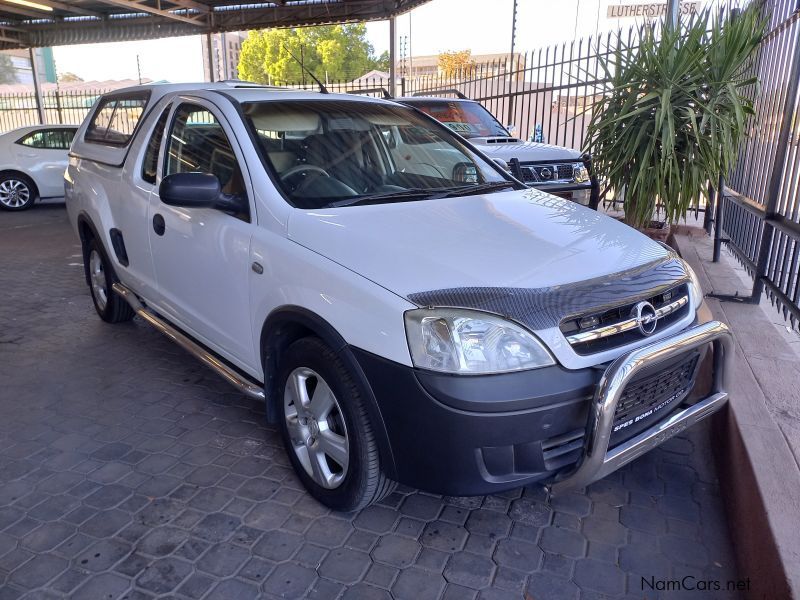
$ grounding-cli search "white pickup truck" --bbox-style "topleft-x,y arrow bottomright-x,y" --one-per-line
66,82 -> 732,510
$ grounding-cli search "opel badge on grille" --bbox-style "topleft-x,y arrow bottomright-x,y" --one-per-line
632,301 -> 658,336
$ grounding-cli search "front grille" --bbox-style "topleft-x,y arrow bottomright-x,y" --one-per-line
557,164 -> 573,179
518,162 -> 576,184
560,283 -> 690,355
612,352 -> 699,436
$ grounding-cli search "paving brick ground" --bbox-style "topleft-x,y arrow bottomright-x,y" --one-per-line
0,205 -> 742,599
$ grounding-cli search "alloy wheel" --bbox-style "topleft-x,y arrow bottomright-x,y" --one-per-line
89,250 -> 108,311
284,367 -> 349,489
0,179 -> 31,209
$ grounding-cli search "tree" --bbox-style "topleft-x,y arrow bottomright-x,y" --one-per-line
58,72 -> 83,82
0,54 -> 17,85
373,50 -> 390,72
238,24 -> 385,84
438,50 -> 475,78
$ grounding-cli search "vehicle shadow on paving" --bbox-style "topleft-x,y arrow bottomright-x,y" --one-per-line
0,208 -> 742,599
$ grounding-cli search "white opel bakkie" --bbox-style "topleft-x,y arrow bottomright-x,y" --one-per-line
66,83 -> 732,510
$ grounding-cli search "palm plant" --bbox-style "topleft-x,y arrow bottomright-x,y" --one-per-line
585,4 -> 765,230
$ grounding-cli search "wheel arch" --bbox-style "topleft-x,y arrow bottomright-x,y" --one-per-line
0,168 -> 40,201
76,212 -> 110,287
260,305 -> 397,479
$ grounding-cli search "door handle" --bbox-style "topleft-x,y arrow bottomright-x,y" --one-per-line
152,213 -> 165,236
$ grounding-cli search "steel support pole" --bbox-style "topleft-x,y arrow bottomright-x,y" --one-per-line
29,47 -> 45,125
713,175 -> 724,262
206,33 -> 215,82
507,0 -> 518,125
389,16 -> 397,98
666,0 -> 680,30
704,181 -> 715,234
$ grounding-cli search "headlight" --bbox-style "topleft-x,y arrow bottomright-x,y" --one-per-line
573,163 -> 590,183
682,260 -> 704,304
404,308 -> 555,374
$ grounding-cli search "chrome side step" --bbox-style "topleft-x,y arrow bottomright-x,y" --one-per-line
112,283 -> 265,401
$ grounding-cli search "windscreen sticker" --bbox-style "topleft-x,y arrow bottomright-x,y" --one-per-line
442,122 -> 478,134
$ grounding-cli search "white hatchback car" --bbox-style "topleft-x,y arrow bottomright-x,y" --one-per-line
66,83 -> 732,511
0,124 -> 77,210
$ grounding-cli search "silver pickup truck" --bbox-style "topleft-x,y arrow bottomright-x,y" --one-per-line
398,93 -> 598,207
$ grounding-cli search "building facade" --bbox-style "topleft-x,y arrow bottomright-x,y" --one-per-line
0,48 -> 57,86
202,31 -> 247,82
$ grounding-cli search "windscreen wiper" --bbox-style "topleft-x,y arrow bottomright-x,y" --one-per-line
327,188 -> 457,208
432,181 -> 516,198
327,181 -> 516,209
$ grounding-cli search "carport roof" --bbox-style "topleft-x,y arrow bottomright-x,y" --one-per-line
0,0 -> 430,49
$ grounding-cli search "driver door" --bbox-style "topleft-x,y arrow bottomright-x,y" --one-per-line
147,100 -> 257,371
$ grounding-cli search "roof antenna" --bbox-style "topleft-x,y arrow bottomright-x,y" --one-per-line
283,46 -> 328,94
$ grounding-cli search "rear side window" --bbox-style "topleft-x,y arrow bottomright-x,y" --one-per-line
17,128 -> 76,150
141,107 -> 171,184
85,92 -> 150,146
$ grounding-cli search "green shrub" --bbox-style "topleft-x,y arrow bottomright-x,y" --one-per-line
586,5 -> 765,228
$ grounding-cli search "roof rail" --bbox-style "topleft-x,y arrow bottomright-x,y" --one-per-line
411,89 -> 469,99
346,87 -> 393,99
217,80 -> 288,90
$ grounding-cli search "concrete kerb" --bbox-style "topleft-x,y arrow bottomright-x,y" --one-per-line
672,228 -> 800,600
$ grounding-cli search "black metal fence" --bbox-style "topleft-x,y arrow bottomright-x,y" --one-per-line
0,90 -> 103,132
717,0 -> 800,329
283,27 -> 649,153
400,30 -> 647,151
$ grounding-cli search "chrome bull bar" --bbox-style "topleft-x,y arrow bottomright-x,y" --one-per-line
549,320 -> 733,494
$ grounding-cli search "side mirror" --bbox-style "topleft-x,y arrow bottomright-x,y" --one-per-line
159,172 -> 221,208
160,173 -> 247,215
492,158 -> 510,171
505,125 -> 517,135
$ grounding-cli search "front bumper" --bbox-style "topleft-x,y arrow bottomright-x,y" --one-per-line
549,320 -> 732,493
354,320 -> 731,496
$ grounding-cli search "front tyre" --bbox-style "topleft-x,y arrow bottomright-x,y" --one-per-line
0,174 -> 37,211
86,238 -> 134,323
277,337 -> 395,511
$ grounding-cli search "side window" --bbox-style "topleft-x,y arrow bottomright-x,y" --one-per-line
141,107 -> 171,184
62,128 -> 77,147
164,103 -> 245,197
18,128 -> 75,150
85,93 -> 149,145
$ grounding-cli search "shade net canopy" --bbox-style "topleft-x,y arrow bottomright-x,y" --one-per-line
0,0 -> 430,49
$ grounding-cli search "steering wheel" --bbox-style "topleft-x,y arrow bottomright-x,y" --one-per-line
280,164 -> 329,181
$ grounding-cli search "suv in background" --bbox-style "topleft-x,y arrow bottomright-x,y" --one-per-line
398,93 -> 598,207
66,83 -> 731,511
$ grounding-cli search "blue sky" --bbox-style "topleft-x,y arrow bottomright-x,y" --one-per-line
52,0 -> 701,83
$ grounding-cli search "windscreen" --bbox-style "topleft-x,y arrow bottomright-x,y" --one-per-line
405,100 -> 509,138
242,100 -> 511,209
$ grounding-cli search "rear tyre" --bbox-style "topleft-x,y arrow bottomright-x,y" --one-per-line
0,173 -> 37,211
86,238 -> 135,323
277,336 -> 395,511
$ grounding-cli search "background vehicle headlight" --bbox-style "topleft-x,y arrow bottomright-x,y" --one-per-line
573,163 -> 590,183
404,308 -> 555,374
